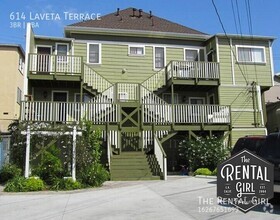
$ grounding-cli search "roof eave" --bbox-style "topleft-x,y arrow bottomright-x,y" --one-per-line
64,26 -> 211,41
35,35 -> 75,42
0,44 -> 25,57
214,33 -> 276,41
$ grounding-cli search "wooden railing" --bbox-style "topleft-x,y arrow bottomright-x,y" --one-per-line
166,61 -> 220,81
21,101 -> 119,123
21,101 -> 230,125
141,68 -> 166,92
154,135 -> 167,180
143,104 -> 230,124
29,54 -> 82,74
84,64 -> 112,93
174,104 -> 230,123
141,86 -> 172,124
116,83 -> 139,101
92,85 -> 115,103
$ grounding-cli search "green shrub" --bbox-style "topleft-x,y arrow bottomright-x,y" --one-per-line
179,136 -> 230,171
24,177 -> 45,191
194,168 -> 212,176
212,168 -> 217,176
79,164 -> 109,187
4,176 -> 45,192
50,178 -> 82,191
0,164 -> 22,183
33,145 -> 63,185
4,176 -> 26,192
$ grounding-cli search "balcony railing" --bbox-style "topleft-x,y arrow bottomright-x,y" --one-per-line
166,61 -> 220,81
29,54 -> 82,75
20,101 -> 119,123
143,104 -> 230,124
21,101 -> 230,125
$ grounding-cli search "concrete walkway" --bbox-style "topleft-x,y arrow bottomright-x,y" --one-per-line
0,176 -> 279,220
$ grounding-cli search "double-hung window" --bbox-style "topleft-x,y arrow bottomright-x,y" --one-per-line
154,47 -> 165,69
88,43 -> 101,64
237,46 -> 266,63
129,46 -> 145,56
185,49 -> 199,61
18,57 -> 24,73
56,44 -> 68,62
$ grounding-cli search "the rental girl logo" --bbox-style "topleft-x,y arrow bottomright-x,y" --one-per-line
217,150 -> 274,212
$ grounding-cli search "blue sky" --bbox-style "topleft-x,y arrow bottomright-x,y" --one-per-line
1,0 -> 280,72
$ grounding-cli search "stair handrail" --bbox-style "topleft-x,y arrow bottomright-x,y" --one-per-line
91,84 -> 115,103
83,63 -> 113,93
140,85 -> 172,124
141,68 -> 166,92
154,135 -> 167,180
107,129 -> 112,171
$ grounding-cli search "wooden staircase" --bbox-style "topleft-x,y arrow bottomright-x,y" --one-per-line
110,152 -> 161,181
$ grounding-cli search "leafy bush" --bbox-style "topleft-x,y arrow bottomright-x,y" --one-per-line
194,168 -> 212,176
4,176 -> 45,192
0,164 -> 22,183
77,122 -> 109,187
179,136 -> 230,171
24,177 -> 45,191
33,145 -> 63,185
50,178 -> 82,191
79,164 -> 109,187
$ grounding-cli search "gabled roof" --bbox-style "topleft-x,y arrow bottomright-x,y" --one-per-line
67,7 -> 207,36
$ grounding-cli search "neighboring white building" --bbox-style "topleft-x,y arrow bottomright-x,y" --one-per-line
265,73 -> 280,104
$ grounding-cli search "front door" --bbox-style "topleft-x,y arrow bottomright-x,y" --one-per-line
37,47 -> 51,73
53,91 -> 68,122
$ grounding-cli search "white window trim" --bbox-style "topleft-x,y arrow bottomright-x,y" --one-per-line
153,46 -> 166,70
189,97 -> 205,104
87,43 -> 102,64
236,45 -> 266,64
18,56 -> 25,74
55,43 -> 69,63
17,87 -> 22,104
128,45 -> 145,56
51,90 -> 69,102
184,47 -> 205,61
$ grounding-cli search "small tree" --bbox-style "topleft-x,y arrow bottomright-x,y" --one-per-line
76,121 -> 109,186
179,136 -> 230,172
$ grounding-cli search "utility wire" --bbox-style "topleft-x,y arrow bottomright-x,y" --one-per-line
211,0 -> 249,85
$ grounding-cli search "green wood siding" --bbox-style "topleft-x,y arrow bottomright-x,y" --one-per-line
218,38 -> 234,84
166,48 -> 184,63
74,42 -> 186,84
219,86 -> 263,127
218,37 -> 273,87
231,128 -> 266,146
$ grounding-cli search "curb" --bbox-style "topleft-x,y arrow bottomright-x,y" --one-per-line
195,175 -> 217,179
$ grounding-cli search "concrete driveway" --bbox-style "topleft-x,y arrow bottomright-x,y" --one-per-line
0,176 -> 279,220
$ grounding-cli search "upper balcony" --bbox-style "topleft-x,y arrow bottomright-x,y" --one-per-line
166,61 -> 220,86
28,54 -> 83,81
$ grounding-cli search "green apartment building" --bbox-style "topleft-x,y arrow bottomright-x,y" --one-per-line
22,8 -> 275,179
